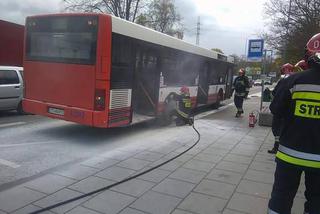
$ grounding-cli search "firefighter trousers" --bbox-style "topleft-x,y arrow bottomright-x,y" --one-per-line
268,162 -> 320,214
234,95 -> 244,113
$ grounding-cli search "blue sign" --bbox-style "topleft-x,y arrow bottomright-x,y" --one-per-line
247,39 -> 264,59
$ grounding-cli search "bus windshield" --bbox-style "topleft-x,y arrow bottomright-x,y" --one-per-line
26,16 -> 98,65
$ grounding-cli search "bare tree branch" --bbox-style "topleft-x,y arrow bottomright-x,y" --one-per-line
264,0 -> 320,63
63,0 -> 144,22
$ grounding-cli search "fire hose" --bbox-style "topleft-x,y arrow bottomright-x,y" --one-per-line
30,117 -> 201,214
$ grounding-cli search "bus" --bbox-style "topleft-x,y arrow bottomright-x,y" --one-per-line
23,13 -> 234,128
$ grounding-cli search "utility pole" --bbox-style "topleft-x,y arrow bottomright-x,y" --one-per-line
196,16 -> 200,45
283,0 -> 292,62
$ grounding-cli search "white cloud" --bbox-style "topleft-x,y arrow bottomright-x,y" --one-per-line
0,0 -> 267,56
0,0 -> 62,24
194,0 -> 265,30
176,0 -> 267,55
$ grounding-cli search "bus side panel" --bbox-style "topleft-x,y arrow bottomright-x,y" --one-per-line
157,50 -> 199,115
93,15 -> 112,128
206,61 -> 230,105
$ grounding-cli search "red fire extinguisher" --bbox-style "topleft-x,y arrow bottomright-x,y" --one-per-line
249,112 -> 256,128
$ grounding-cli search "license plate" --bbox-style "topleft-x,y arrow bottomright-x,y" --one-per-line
48,107 -> 64,116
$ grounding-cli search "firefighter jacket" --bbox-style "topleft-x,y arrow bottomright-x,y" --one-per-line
272,74 -> 290,97
270,67 -> 320,170
175,93 -> 192,119
233,76 -> 250,97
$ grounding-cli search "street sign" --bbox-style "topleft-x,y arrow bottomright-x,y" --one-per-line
247,39 -> 264,60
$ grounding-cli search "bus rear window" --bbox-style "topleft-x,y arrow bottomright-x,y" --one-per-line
26,16 -> 98,65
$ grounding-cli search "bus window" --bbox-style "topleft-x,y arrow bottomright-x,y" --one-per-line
180,57 -> 199,86
209,62 -> 219,85
26,16 -> 98,64
111,34 -> 134,89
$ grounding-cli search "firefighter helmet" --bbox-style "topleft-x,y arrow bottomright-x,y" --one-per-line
180,86 -> 190,95
305,33 -> 320,65
281,63 -> 294,75
295,59 -> 309,72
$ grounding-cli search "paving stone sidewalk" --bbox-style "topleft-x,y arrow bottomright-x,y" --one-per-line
0,97 -> 305,214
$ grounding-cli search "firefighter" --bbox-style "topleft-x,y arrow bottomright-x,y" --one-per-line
268,33 -> 320,214
174,86 -> 193,126
233,68 -> 250,117
268,63 -> 294,154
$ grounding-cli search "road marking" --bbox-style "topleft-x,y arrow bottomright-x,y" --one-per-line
0,141 -> 60,148
0,122 -> 26,128
0,158 -> 20,168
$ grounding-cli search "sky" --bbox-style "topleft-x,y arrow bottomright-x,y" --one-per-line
0,0 -> 268,56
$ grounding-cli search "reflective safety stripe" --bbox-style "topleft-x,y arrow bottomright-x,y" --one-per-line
274,136 -> 280,142
278,145 -> 320,161
290,84 -> 320,93
176,109 -> 189,119
294,100 -> 320,119
276,152 -> 320,169
268,208 -> 280,214
292,91 -> 320,100
182,98 -> 191,108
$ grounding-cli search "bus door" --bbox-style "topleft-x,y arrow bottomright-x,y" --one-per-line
225,67 -> 234,98
132,45 -> 159,118
197,63 -> 209,105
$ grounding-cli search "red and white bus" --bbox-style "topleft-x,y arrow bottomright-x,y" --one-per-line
23,13 -> 234,128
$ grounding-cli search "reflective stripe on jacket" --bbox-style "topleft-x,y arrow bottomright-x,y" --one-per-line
276,145 -> 320,168
175,94 -> 191,119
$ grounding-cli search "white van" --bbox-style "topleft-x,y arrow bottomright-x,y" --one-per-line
0,66 -> 24,113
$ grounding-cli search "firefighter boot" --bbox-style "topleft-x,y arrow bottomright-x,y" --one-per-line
235,112 -> 241,118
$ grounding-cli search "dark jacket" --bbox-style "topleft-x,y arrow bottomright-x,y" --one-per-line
174,93 -> 191,118
272,74 -> 290,97
233,76 -> 250,97
270,67 -> 320,170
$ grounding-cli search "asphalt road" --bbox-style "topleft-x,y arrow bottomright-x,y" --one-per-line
0,86 -> 263,190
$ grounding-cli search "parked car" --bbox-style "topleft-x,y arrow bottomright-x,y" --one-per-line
254,79 -> 262,86
247,76 -> 254,87
264,78 -> 272,85
0,66 -> 24,113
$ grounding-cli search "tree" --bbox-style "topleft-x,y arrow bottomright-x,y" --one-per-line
63,0 -> 143,22
211,48 -> 224,54
264,0 -> 320,64
136,0 -> 183,38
